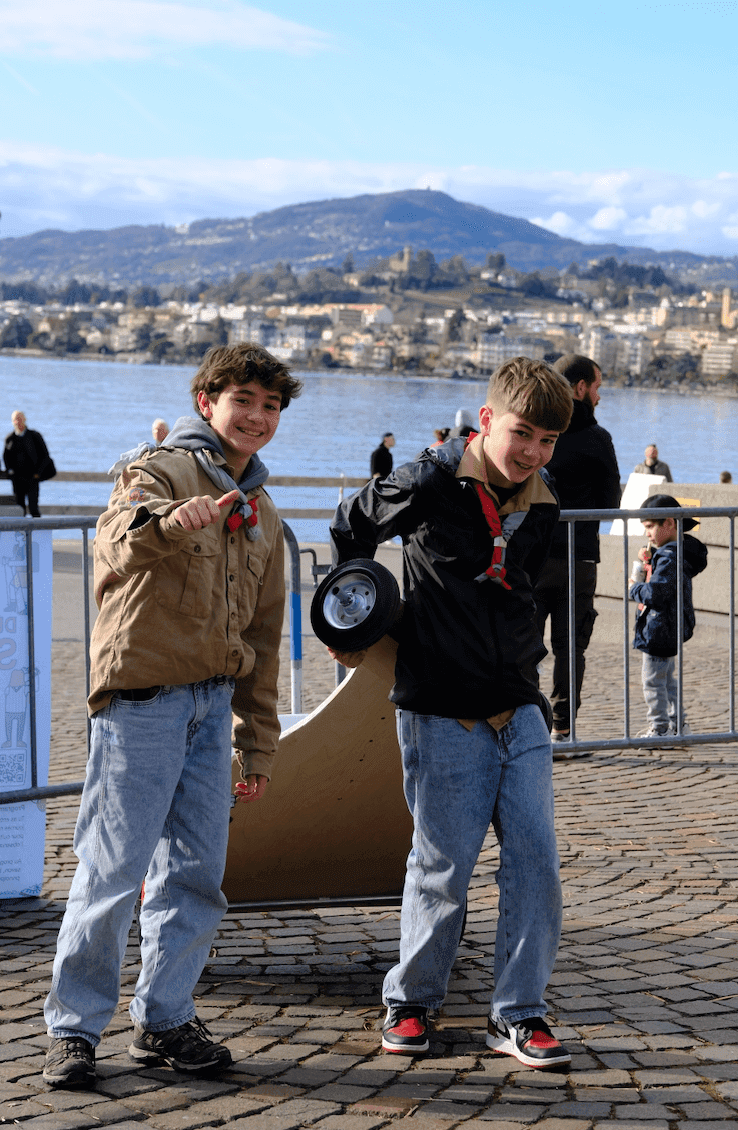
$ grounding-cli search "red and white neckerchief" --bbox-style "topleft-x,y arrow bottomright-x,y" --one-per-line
226,497 -> 258,533
465,433 -> 511,590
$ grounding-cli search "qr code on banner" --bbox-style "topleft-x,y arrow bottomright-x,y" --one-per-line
0,752 -> 26,785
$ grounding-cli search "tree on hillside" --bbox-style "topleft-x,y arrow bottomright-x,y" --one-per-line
295,268 -> 355,303
0,316 -> 33,349
1,280 -> 49,303
486,252 -> 506,273
59,279 -> 93,305
519,271 -> 557,298
439,256 -> 469,287
443,307 -> 464,343
131,286 -> 161,308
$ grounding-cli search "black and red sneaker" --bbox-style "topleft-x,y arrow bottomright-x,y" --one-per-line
381,1005 -> 430,1054
486,1015 -> 571,1068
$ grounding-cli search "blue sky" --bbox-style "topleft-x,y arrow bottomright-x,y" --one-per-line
1,0 -> 737,256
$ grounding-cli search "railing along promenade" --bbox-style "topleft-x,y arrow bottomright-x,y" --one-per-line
5,470 -> 367,520
0,476 -> 736,809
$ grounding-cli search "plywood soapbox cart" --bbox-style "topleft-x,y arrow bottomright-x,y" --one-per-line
223,561 -> 412,908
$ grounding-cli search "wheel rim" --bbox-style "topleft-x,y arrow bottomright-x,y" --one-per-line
322,571 -> 377,631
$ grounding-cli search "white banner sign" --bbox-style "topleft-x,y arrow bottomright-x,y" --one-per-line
0,530 -> 53,899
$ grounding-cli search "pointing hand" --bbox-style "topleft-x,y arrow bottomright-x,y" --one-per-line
173,489 -> 240,531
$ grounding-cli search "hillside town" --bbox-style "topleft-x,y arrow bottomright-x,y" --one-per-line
1,251 -> 737,390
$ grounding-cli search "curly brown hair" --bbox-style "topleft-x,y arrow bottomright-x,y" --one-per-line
190,342 -> 303,417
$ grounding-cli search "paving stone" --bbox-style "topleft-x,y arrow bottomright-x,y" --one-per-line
614,1105 -> 676,1119
145,1092 -> 269,1127
676,1102 -> 738,1118
316,1118 -> 390,1129
468,1102 -> 546,1120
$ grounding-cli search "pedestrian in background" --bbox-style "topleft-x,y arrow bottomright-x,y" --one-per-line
533,354 -> 620,752
370,432 -> 395,479
634,444 -> 673,482
152,418 -> 170,444
3,410 -> 55,516
629,495 -> 707,741
430,427 -> 450,447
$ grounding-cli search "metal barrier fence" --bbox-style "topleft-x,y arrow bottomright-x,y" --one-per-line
1,501 -> 736,808
556,504 -> 737,753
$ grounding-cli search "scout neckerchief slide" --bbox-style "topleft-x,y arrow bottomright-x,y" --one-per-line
466,432 -> 511,590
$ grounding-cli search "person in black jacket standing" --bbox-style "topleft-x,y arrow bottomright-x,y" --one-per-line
533,354 -> 621,752
3,410 -> 54,516
329,358 -> 575,1069
369,432 -> 395,479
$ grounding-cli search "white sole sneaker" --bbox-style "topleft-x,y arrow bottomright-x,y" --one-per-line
486,1019 -> 571,1068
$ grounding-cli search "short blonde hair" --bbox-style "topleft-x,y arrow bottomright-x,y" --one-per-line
486,356 -> 573,432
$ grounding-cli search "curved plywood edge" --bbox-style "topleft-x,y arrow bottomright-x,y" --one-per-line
223,634 -> 412,903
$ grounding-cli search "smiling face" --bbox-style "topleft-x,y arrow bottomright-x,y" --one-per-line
478,405 -> 559,489
197,380 -> 281,477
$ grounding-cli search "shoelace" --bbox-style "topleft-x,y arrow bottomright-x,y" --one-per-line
53,1037 -> 91,1059
160,1017 -> 216,1051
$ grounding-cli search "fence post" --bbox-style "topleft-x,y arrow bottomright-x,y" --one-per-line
281,521 -> 303,715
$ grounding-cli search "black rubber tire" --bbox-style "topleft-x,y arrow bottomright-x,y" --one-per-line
310,558 -> 401,652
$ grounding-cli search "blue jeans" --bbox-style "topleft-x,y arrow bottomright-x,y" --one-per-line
45,676 -> 235,1046
641,653 -> 681,731
383,705 -> 562,1023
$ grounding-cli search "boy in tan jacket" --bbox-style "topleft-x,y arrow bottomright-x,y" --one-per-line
44,344 -> 301,1088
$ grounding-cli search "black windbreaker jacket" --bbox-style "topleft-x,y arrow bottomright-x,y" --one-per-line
545,398 -> 621,563
330,438 -> 559,720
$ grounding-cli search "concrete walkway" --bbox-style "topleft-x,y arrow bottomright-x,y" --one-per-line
2,545 -> 738,1128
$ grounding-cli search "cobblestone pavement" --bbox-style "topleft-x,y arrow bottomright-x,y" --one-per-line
3,604 -> 738,1128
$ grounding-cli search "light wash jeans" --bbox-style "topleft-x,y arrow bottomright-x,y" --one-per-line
383,704 -> 562,1024
641,653 -> 681,732
45,676 -> 235,1046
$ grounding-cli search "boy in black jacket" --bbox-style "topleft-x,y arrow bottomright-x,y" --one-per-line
329,357 -> 574,1068
629,494 -> 708,740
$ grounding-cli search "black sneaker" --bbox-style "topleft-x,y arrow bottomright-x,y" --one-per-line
381,1005 -> 430,1054
128,1017 -> 232,1072
486,1015 -> 571,1068
43,1036 -> 96,1088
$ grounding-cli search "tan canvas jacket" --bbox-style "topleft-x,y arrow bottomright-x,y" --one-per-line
89,446 -> 284,781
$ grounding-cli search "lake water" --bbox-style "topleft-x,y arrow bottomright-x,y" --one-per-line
1,354 -> 736,542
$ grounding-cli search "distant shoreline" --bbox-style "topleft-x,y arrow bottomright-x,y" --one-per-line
1,345 -> 737,397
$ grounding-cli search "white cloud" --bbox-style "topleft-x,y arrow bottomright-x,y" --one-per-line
692,199 -> 721,218
625,205 -> 688,235
1,144 -> 738,256
531,211 -> 577,236
589,206 -> 628,231
724,212 -> 738,240
0,0 -> 330,60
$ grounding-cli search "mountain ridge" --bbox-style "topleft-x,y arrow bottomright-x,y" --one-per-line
1,189 -> 735,289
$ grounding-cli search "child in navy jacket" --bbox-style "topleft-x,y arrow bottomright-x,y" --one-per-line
629,494 -> 707,739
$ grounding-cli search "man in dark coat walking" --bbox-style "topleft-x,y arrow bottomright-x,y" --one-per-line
370,433 -> 395,480
533,355 -> 621,753
3,410 -> 54,516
